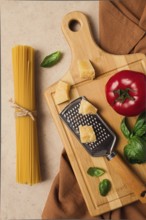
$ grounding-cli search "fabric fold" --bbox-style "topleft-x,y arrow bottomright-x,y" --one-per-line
139,4 -> 146,31
42,150 -> 95,219
98,0 -> 145,54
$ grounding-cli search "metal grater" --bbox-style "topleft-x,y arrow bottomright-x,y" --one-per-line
60,96 -> 117,157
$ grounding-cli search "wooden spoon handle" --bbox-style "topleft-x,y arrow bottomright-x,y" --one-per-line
109,154 -> 146,203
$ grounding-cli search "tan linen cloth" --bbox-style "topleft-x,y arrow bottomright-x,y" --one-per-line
42,0 -> 146,219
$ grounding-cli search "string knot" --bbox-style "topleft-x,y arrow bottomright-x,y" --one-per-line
9,99 -> 37,121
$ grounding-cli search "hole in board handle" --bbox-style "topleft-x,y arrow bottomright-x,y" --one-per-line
69,19 -> 81,32
141,191 -> 146,197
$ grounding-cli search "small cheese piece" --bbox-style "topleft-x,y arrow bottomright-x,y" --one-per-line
79,99 -> 97,115
78,60 -> 95,80
54,81 -> 71,104
79,125 -> 96,143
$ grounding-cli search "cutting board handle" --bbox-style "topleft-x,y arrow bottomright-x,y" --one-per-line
61,11 -> 102,60
109,154 -> 146,203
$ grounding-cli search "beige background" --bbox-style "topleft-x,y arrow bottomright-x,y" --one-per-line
1,1 -> 99,219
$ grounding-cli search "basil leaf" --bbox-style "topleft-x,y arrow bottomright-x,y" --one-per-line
120,117 -> 131,139
87,167 -> 105,177
133,111 -> 146,134
135,124 -> 146,137
142,135 -> 146,142
40,51 -> 62,68
99,179 -> 111,196
124,136 -> 146,164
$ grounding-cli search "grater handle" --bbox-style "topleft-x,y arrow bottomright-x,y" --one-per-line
109,153 -> 146,203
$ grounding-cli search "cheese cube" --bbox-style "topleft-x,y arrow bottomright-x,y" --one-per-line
79,125 -> 96,143
78,60 -> 95,80
54,81 -> 71,104
79,99 -> 97,115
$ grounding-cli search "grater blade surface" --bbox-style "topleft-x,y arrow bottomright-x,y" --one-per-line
60,97 -> 116,157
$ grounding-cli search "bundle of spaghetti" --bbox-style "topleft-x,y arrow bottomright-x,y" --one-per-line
12,45 -> 41,185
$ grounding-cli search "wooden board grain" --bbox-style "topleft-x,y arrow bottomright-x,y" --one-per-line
44,11 -> 146,216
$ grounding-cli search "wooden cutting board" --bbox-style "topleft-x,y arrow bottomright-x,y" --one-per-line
44,11 -> 146,216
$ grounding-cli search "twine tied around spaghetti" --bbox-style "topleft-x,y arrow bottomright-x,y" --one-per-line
9,99 -> 37,121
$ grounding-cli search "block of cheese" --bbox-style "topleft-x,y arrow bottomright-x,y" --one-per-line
54,81 -> 71,104
79,125 -> 96,143
78,60 -> 95,80
79,99 -> 97,115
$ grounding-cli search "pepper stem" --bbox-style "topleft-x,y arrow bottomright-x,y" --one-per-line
113,88 -> 135,103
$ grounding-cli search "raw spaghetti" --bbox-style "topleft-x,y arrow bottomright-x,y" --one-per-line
12,45 -> 41,185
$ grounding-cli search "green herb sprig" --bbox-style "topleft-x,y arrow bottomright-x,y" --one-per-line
99,179 -> 111,196
87,167 -> 111,196
120,111 -> 146,164
40,51 -> 62,68
87,167 -> 105,177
